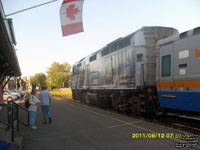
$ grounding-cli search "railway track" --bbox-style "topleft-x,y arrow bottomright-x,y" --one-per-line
78,100 -> 200,135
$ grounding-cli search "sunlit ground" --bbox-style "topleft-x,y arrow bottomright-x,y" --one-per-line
50,88 -> 73,100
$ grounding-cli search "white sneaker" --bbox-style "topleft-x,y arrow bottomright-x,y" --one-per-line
31,125 -> 37,129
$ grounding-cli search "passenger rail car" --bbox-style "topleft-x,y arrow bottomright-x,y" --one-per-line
156,26 -> 200,114
71,26 -> 200,115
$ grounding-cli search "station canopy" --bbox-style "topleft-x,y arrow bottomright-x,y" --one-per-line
0,2 -> 21,78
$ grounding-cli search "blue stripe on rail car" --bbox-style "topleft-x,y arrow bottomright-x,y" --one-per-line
158,91 -> 200,113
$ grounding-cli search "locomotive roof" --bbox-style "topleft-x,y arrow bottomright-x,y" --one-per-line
73,26 -> 179,67
102,26 -> 177,54
157,26 -> 200,46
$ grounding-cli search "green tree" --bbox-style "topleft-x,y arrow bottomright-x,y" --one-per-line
46,62 -> 71,89
30,73 -> 46,89
62,62 -> 71,87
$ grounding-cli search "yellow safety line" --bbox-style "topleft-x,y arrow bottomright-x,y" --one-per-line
63,101 -> 188,144
109,120 -> 141,128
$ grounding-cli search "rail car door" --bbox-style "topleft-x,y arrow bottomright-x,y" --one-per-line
157,43 -> 176,109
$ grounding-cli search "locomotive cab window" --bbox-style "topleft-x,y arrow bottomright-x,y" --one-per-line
118,38 -> 130,49
137,54 -> 143,62
89,55 -> 97,62
162,55 -> 171,77
101,47 -> 109,57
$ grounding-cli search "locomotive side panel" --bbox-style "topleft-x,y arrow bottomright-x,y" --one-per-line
102,56 -> 113,85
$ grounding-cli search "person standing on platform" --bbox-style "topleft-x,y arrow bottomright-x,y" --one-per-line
38,86 -> 52,124
28,88 -> 39,129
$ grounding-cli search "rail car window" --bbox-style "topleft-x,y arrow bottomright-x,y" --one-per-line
101,47 -> 109,57
118,38 -> 130,49
162,55 -> 171,77
109,44 -> 118,53
89,55 -> 97,62
194,27 -> 200,35
77,63 -> 81,67
179,63 -> 187,68
180,31 -> 187,39
137,54 -> 143,62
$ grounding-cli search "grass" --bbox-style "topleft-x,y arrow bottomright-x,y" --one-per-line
50,88 -> 73,100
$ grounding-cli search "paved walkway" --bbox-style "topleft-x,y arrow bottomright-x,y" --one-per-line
19,98 -> 199,150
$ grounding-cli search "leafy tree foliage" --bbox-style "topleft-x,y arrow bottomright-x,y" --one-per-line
46,62 -> 71,89
30,73 -> 46,89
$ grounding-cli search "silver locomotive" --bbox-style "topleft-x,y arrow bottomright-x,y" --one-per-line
71,26 -> 200,115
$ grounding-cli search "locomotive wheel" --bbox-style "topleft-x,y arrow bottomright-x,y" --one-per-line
72,92 -> 76,100
85,93 -> 90,104
80,93 -> 86,103
139,94 -> 146,113
111,97 -> 116,110
133,96 -> 140,114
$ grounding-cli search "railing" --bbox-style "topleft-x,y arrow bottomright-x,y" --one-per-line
0,103 -> 12,126
0,100 -> 29,142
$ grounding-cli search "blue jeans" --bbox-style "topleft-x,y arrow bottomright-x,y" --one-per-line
42,106 -> 51,122
30,111 -> 37,125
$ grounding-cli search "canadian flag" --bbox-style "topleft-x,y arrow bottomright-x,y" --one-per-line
60,0 -> 84,36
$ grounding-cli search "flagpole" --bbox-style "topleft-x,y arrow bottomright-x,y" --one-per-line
5,0 -> 59,17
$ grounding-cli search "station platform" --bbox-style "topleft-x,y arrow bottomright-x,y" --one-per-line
19,98 -> 199,150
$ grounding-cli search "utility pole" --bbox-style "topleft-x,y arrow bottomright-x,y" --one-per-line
6,0 -> 58,17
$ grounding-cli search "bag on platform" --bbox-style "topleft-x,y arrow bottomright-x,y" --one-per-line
24,96 -> 30,109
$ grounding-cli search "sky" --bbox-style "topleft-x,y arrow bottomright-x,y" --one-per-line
1,0 -> 200,77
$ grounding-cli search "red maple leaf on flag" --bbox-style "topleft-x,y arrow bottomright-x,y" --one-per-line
66,4 -> 80,20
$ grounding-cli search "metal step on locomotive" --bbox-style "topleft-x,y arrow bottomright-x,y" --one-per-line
71,26 -> 200,117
